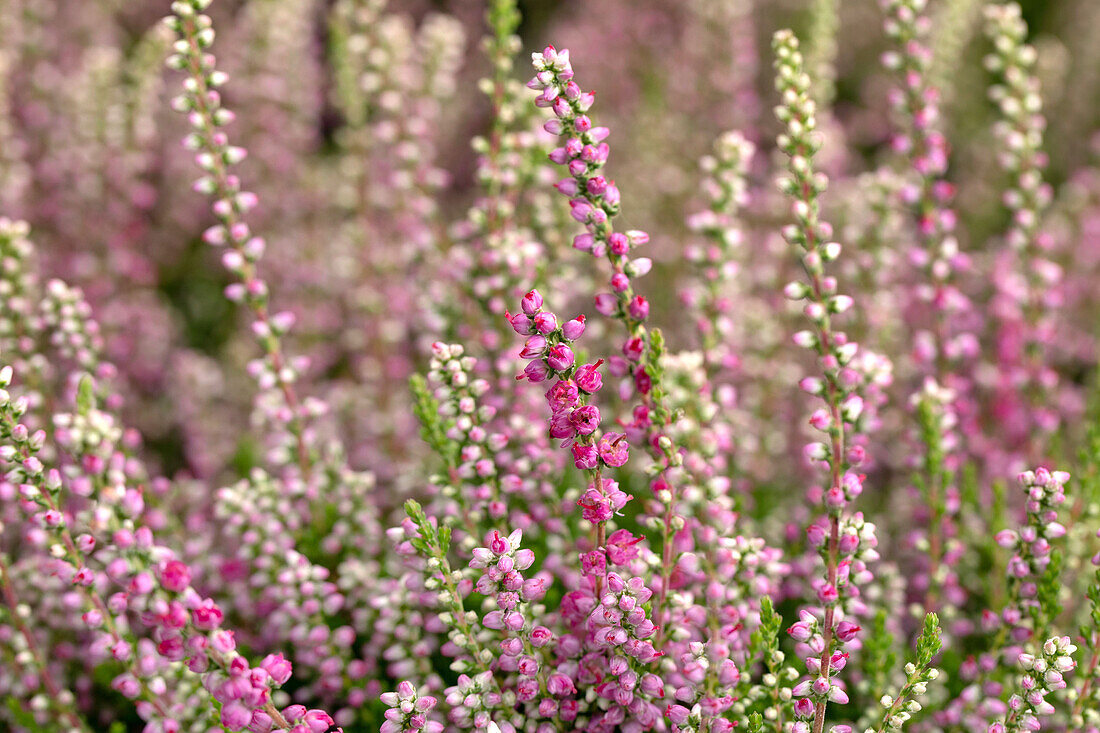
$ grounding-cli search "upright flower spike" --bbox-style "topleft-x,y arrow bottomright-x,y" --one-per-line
164,0 -> 316,478
424,342 -> 514,532
983,2 -> 1061,465
874,612 -> 942,731
683,130 -> 755,371
509,289 -> 628,569
509,292 -> 666,731
401,500 -> 506,732
529,43 -> 692,648
994,468 -> 1069,639
468,528 -> 551,701
987,636 -> 1076,732
909,379 -> 964,613
948,467 -> 1072,728
772,29 -> 877,733
528,46 -> 660,410
880,0 -> 979,479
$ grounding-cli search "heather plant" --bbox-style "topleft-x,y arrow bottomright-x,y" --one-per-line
1,0 -> 1100,732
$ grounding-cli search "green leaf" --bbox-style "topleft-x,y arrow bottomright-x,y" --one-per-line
750,596 -> 782,665
409,374 -> 456,465
1035,548 -> 1064,630
76,374 -> 96,415
4,697 -> 69,731
916,612 -> 943,667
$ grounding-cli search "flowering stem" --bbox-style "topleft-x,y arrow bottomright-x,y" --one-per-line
404,500 -> 503,695
782,67 -> 847,733
813,516 -> 841,733
529,45 -> 685,642
5,440 -> 176,722
0,555 -> 92,732
483,0 -> 521,236
773,29 -> 873,731
168,2 -> 312,479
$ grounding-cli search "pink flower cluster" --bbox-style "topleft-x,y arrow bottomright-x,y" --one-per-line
5,1 -> 1100,733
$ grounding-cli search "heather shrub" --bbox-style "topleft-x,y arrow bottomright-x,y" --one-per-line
1,0 -> 1100,732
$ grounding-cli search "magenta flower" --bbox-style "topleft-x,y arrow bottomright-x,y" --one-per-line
597,432 -> 630,467
606,529 -> 644,565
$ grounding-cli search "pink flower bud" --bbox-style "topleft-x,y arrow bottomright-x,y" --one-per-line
835,621 -> 861,642
519,335 -> 547,360
533,312 -> 558,334
521,290 -> 543,316
573,233 -> 594,252
261,653 -> 293,685
817,584 -> 838,604
159,560 -> 192,593
531,626 -> 554,647
547,673 -> 576,697
520,360 -> 550,383
210,629 -> 236,654
554,178 -> 578,196
594,293 -> 618,315
575,361 -> 604,393
597,432 -> 630,467
622,337 -> 644,361
806,523 -> 827,547
507,310 -> 533,334
562,315 -> 586,340
546,344 -> 575,372
788,621 -> 813,642
667,704 -> 691,725
586,175 -> 608,195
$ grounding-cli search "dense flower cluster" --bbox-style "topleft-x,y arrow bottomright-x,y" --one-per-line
1,0 -> 1100,732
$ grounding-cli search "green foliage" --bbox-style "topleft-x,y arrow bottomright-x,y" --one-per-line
875,613 -> 942,731
915,612 -> 943,667
750,596 -> 782,662
1034,548 -> 1064,631
76,373 -> 95,415
862,609 -> 898,707
409,373 -> 456,465
643,327 -> 671,429
5,698 -> 49,731
1084,568 -> 1100,643
487,0 -> 521,42
803,0 -> 840,106
229,435 -> 260,477
745,596 -> 793,726
1079,390 -> 1100,508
